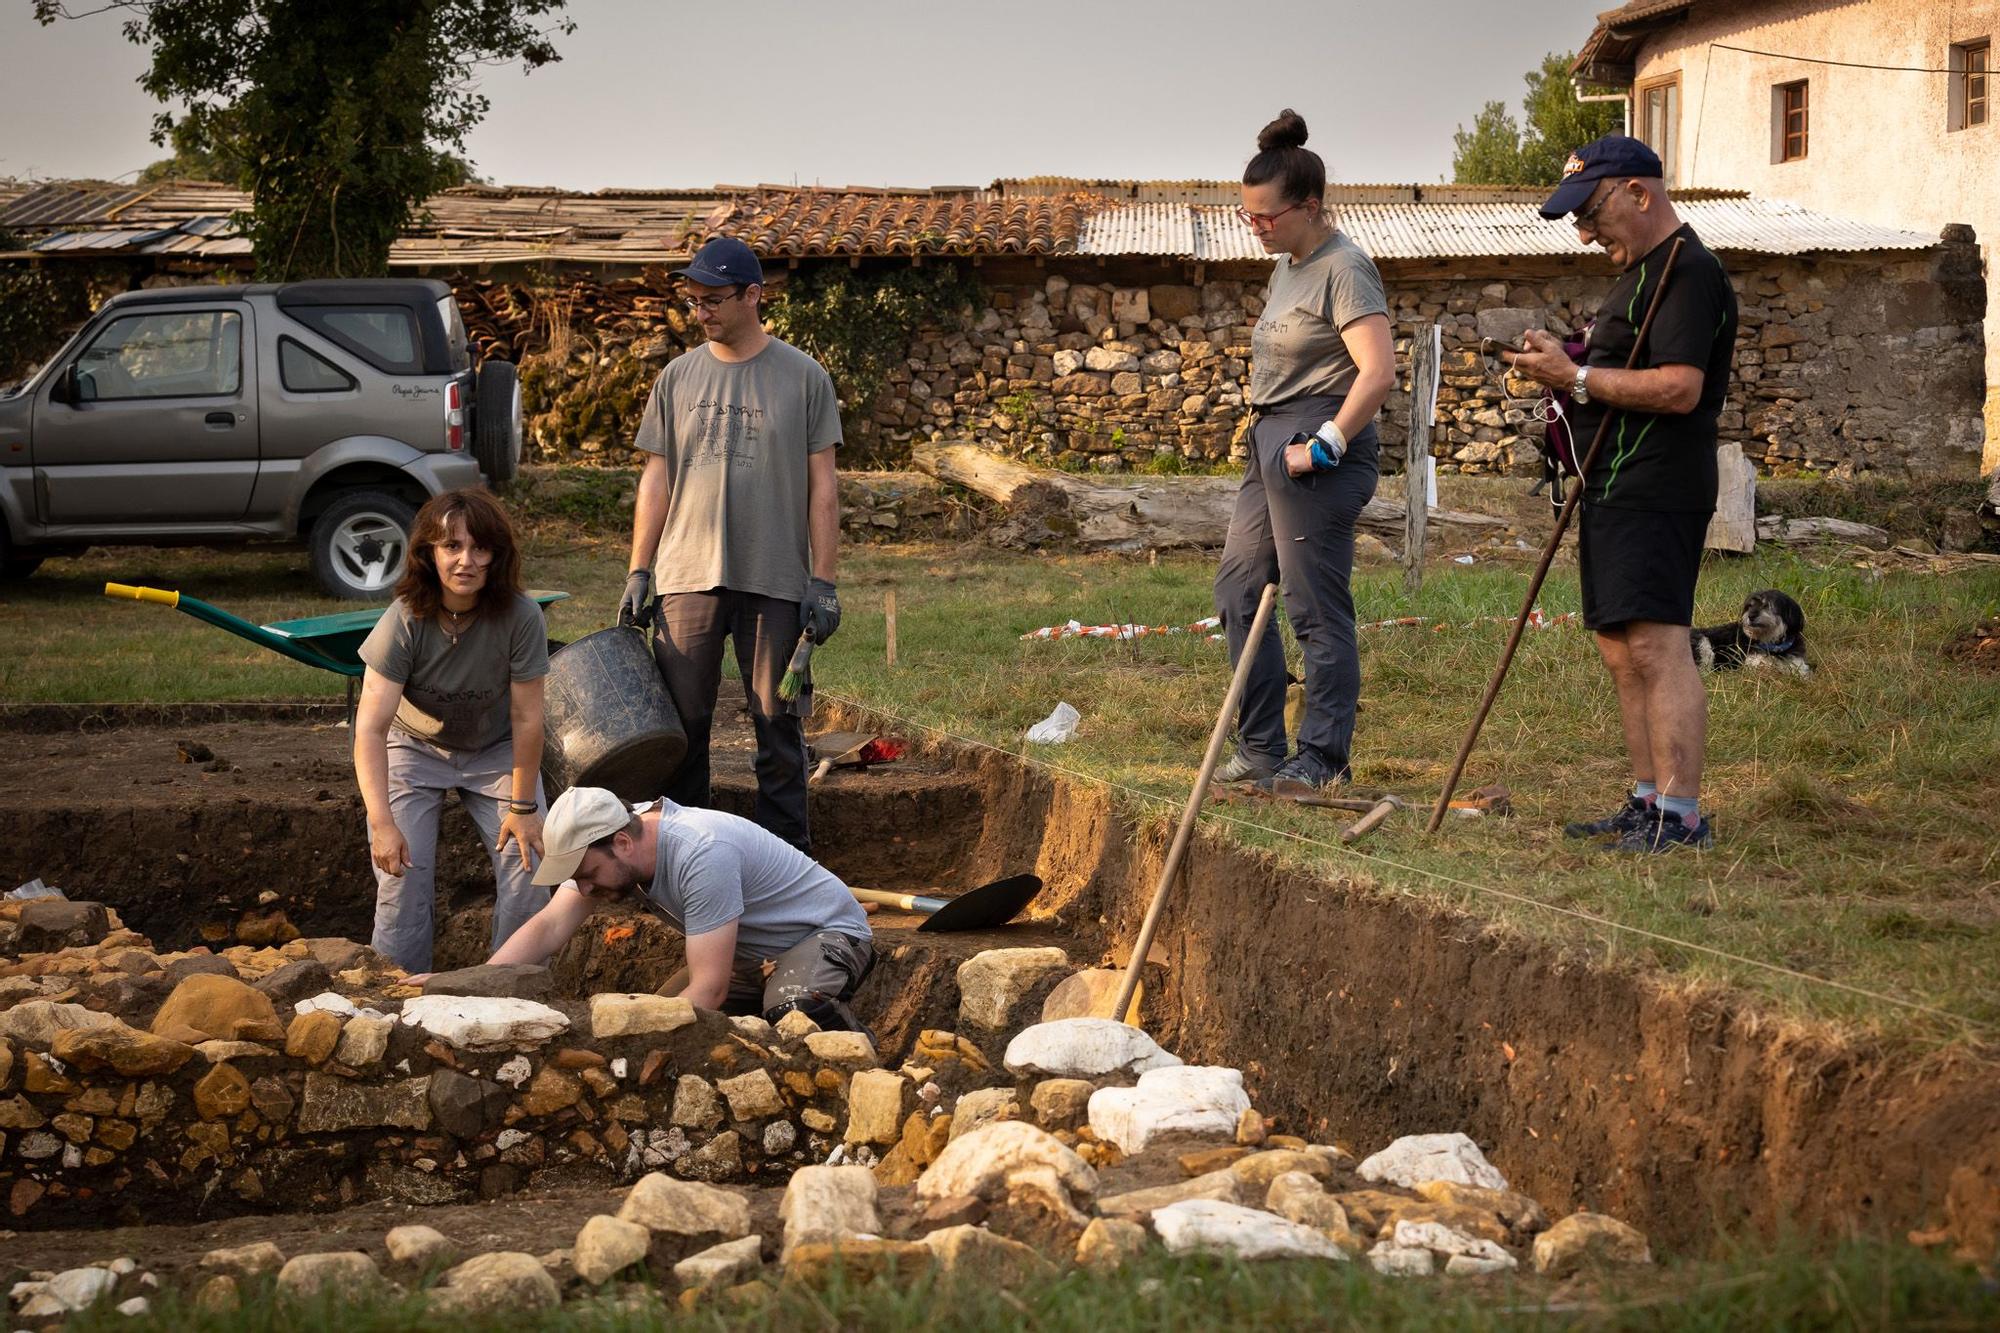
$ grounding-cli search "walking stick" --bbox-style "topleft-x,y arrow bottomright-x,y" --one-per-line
1110,582 -> 1279,1025
1427,236 -> 1687,833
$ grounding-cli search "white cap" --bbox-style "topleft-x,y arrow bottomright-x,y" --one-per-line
532,786 -> 635,886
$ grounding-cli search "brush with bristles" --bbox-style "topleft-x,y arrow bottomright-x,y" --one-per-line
778,633 -> 815,702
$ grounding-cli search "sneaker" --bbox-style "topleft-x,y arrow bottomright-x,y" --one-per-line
1613,809 -> 1713,854
1564,796 -> 1652,841
1214,752 -> 1279,784
1253,754 -> 1347,799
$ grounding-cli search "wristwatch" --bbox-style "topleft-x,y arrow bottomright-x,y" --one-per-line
1572,366 -> 1592,405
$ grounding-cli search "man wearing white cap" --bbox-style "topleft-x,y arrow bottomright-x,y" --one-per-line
474,785 -> 875,1030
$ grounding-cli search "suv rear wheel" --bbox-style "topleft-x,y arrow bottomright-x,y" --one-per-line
474,360 -> 522,487
310,490 -> 417,601
0,518 -> 43,580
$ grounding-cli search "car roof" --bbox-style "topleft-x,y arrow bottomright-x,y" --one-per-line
100,279 -> 453,310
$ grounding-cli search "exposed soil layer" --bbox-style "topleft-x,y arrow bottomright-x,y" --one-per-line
5,704 -> 1998,1259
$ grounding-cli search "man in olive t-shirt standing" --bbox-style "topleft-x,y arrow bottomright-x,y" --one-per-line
619,237 -> 843,853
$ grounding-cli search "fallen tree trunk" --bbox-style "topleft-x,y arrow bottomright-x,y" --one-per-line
911,443 -> 1508,553
1755,515 -> 1891,549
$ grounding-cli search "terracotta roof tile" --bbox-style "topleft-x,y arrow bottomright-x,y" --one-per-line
689,188 -> 1105,258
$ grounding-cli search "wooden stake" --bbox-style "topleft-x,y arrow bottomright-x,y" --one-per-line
884,588 -> 898,668
1109,582 -> 1279,1027
1404,323 -> 1439,594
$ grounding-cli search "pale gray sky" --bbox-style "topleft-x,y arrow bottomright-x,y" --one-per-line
2,0 -> 1599,189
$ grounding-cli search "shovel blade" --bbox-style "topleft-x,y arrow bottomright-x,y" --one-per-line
915,873 -> 1044,933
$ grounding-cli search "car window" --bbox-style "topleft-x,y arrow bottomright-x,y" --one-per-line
73,310 -> 241,401
436,296 -> 471,372
286,305 -> 422,374
279,337 -> 357,392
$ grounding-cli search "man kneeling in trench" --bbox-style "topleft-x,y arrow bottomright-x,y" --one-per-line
455,784 -> 875,1032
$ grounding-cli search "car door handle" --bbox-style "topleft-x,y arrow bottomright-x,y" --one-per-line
205,411 -> 236,427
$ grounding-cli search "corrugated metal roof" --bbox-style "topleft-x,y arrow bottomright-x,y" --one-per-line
1076,196 -> 1935,261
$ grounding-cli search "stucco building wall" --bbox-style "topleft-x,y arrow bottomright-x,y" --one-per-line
1627,0 -> 1998,466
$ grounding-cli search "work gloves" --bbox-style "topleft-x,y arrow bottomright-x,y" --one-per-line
802,577 -> 841,644
618,569 -> 655,629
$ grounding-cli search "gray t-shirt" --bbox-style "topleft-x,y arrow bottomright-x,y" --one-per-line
1249,229 -> 1389,407
358,594 -> 548,752
640,798 -> 870,965
633,338 -> 842,602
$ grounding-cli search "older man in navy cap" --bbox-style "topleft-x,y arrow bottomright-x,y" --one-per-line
618,237 -> 844,853
1503,135 -> 1738,853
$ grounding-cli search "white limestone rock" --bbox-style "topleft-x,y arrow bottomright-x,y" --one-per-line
1087,1066 -> 1250,1154
276,1252 -> 385,1298
1392,1219 -> 1516,1269
1001,1018 -> 1182,1080
198,1242 -> 286,1278
1357,1132 -> 1509,1192
384,1225 -> 455,1269
573,1215 -> 652,1285
956,947 -> 1071,1029
397,995 -> 569,1051
0,1001 -> 118,1049
916,1120 -> 1098,1215
779,1164 -> 880,1258
589,993 -> 695,1040
428,1251 -> 559,1315
40,1266 -> 118,1312
1151,1200 -> 1347,1262
673,1235 -> 764,1291
1368,1241 -> 1437,1276
616,1172 -> 751,1238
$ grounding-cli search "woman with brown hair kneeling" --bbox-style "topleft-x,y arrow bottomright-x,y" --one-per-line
1214,109 -> 1396,796
354,488 -> 551,973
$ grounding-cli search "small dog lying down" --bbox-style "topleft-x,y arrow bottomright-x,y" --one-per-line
1690,589 -> 1810,676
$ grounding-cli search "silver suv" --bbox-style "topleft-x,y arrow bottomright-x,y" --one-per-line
0,279 -> 520,599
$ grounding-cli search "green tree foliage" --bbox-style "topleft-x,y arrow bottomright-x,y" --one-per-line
137,105 -> 486,188
1452,52 -> 1625,186
35,1 -> 569,279
763,264 -> 983,455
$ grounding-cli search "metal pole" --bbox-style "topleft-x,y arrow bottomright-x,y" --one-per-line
1110,581 -> 1279,1025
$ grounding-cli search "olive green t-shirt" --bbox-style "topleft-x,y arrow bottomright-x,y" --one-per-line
633,338 -> 842,602
1249,229 -> 1389,407
359,593 -> 549,752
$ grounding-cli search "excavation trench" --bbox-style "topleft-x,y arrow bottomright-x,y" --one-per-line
0,703 -> 1995,1259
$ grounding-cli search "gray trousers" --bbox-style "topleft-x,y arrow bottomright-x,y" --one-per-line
652,589 -> 811,852
1214,395 -> 1380,778
661,929 -> 876,1031
370,732 -> 549,973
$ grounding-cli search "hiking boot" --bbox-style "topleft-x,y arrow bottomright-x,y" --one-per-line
1214,752 -> 1279,784
1563,796 -> 1652,841
1253,754 -> 1348,799
1612,809 -> 1713,854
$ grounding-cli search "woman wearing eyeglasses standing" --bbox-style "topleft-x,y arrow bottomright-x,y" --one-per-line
1213,109 -> 1397,796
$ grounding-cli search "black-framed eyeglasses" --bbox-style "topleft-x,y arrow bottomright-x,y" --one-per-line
682,287 -> 745,313
1570,182 -> 1619,233
1235,200 -> 1307,231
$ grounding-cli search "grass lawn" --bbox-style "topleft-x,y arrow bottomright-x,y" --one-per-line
3,479 -> 1996,1040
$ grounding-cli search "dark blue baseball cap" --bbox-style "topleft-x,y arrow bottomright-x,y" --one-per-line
1539,135 -> 1665,220
674,236 -> 763,287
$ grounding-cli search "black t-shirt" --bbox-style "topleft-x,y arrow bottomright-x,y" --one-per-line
1570,224 -> 1737,512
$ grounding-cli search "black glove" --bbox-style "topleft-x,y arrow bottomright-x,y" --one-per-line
802,577 -> 841,645
618,569 -> 655,629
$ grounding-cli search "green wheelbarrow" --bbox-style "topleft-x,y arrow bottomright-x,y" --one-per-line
103,581 -> 570,721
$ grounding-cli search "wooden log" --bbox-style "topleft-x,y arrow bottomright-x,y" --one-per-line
1755,515 -> 1891,549
1404,324 -> 1440,591
911,443 -> 1507,553
927,442 -> 1509,549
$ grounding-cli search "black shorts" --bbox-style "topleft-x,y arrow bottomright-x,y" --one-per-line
1578,503 -> 1709,630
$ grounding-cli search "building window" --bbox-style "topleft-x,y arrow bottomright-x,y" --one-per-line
1773,80 -> 1809,162
1950,39 -> 1990,131
1637,74 -> 1681,181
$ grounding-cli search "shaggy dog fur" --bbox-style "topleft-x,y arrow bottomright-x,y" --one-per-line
1691,589 -> 1810,676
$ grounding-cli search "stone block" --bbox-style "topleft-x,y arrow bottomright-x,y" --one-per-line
780,1163 -> 880,1258
845,1069 -> 911,1145
674,1235 -> 763,1291
1154,1199 -> 1347,1261
51,1021 -> 195,1077
949,1085 -> 1021,1140
718,1068 -> 786,1121
276,1252 -> 385,1298
1028,1078 -> 1094,1130
151,973 -> 285,1044
428,1252 -> 560,1315
590,993 -> 697,1040
574,1214 -> 652,1284
672,1075 -> 725,1130
1003,1018 -> 1180,1079
399,995 -> 570,1050
428,1068 -> 511,1138
16,899 -> 110,952
422,964 -> 553,1000
296,1072 -> 432,1132
956,947 -> 1071,1031
1087,1066 -> 1250,1154
617,1171 -> 751,1238
1532,1211 -> 1651,1277
1356,1132 -> 1508,1191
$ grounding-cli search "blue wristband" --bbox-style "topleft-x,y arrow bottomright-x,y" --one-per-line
1308,438 -> 1342,471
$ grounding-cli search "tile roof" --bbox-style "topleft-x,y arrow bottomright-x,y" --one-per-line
687,188 -> 1103,257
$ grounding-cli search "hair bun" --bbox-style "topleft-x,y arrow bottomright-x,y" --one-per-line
1257,109 -> 1309,153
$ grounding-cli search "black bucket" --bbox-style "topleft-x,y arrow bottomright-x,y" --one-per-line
541,625 -> 686,801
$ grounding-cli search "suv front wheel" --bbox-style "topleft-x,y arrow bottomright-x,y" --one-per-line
310,490 -> 417,601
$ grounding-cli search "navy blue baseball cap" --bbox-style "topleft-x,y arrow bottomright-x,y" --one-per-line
1539,135 -> 1665,220
674,236 -> 763,287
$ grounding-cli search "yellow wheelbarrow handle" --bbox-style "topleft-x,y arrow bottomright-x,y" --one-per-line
104,582 -> 181,607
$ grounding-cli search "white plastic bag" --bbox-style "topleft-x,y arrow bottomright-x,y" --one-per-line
1025,701 -> 1081,745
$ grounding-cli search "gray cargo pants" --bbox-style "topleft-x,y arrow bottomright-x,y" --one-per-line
660,929 -> 876,1032
1213,394 -> 1380,780
369,732 -> 549,974
652,589 -> 812,852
